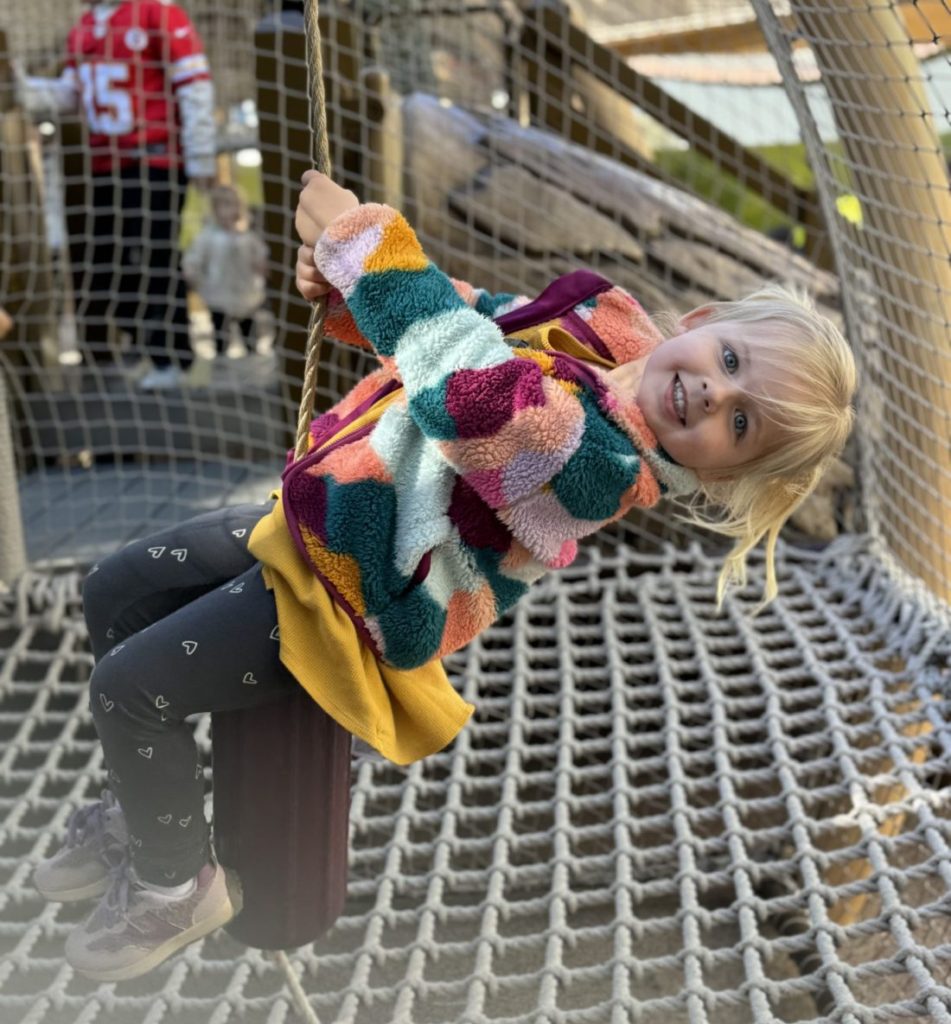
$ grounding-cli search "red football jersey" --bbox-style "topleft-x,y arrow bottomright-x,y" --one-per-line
65,1 -> 211,172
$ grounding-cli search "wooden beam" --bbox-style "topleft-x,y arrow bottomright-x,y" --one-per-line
605,13 -> 789,58
518,4 -> 828,262
599,2 -> 949,57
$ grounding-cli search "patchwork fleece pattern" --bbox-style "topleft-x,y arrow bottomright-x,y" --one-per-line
283,204 -> 697,669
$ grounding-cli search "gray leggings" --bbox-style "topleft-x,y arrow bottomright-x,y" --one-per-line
83,502 -> 299,885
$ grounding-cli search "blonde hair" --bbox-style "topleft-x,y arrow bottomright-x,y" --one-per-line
667,284 -> 857,608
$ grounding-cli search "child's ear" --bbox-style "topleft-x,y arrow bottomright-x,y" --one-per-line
676,305 -> 715,334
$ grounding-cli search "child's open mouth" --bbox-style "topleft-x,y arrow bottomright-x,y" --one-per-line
672,374 -> 687,425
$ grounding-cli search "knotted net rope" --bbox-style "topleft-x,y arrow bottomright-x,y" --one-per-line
2,534 -> 949,1024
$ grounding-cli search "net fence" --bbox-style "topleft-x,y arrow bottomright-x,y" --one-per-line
0,1 -> 950,1022
3,0 -> 877,565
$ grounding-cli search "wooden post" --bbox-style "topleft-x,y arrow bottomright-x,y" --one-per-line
791,1 -> 951,603
0,28 -> 57,469
215,152 -> 232,186
0,344 -> 26,584
358,67 -> 403,209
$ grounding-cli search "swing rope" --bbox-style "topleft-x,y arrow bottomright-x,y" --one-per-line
267,4 -> 331,1020
293,0 -> 333,462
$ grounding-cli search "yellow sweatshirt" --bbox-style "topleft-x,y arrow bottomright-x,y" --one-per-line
248,389 -> 475,765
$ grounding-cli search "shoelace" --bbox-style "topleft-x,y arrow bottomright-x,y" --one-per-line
101,848 -> 135,927
65,788 -> 117,849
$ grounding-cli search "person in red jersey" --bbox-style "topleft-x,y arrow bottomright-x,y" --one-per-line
22,0 -> 217,389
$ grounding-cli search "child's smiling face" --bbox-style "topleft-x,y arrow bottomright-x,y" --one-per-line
633,317 -> 794,477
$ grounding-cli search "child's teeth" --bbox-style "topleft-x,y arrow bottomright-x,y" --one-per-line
673,378 -> 686,423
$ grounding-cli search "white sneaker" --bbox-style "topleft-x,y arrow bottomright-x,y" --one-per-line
181,356 -> 212,389
65,855 -> 239,982
33,790 -> 128,902
138,365 -> 182,391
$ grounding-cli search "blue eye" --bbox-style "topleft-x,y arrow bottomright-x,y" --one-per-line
734,410 -> 748,437
724,347 -> 739,372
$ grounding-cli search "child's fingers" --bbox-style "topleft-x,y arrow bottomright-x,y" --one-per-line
294,203 -> 319,247
296,244 -> 328,285
295,172 -> 360,245
296,270 -> 331,301
295,244 -> 331,300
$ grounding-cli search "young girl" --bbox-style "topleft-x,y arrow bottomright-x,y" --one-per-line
182,184 -> 269,357
33,172 -> 856,981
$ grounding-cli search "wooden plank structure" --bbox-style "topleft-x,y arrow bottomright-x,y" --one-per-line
516,2 -> 832,266
598,0 -> 949,57
402,95 -> 840,317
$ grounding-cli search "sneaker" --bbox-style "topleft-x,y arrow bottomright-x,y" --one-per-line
119,354 -> 154,383
138,365 -> 182,391
65,854 -> 240,982
34,790 -> 128,902
181,356 -> 212,389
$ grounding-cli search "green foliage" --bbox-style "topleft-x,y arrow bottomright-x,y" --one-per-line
655,133 -> 951,246
651,141 -> 834,248
653,144 -> 800,239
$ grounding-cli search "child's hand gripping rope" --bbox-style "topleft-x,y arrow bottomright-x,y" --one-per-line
294,171 -> 360,301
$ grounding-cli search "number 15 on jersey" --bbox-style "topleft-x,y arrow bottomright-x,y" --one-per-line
77,62 -> 134,136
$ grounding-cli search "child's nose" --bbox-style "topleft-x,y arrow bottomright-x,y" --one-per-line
702,378 -> 738,412
701,379 -> 721,411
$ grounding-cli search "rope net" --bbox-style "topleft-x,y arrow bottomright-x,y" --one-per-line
0,0 -> 862,562
0,1 -> 950,1021
3,543 -> 950,1023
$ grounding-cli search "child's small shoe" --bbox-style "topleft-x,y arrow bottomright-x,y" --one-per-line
65,854 -> 239,982
137,364 -> 182,391
34,790 -> 128,902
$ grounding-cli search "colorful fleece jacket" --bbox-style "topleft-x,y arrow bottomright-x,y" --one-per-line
280,204 -> 698,669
